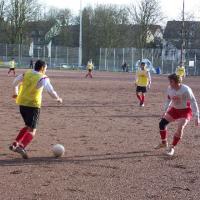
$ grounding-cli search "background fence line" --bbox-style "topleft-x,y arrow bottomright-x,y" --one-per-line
0,43 -> 199,75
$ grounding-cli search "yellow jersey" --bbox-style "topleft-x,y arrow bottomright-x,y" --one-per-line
136,69 -> 149,87
10,60 -> 15,69
87,62 -> 94,70
176,66 -> 185,77
16,70 -> 46,108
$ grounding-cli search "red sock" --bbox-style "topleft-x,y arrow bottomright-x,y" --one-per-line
137,94 -> 142,102
172,136 -> 180,146
20,132 -> 33,148
141,94 -> 145,104
15,127 -> 27,143
160,130 -> 167,144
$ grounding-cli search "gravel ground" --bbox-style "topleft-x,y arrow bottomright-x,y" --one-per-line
0,69 -> 200,200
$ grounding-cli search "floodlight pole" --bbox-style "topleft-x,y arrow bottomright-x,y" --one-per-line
79,0 -> 83,67
180,0 -> 185,65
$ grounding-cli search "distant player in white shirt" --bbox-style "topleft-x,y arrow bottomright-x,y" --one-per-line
155,74 -> 199,156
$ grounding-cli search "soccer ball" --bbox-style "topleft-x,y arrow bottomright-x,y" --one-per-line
52,144 -> 65,157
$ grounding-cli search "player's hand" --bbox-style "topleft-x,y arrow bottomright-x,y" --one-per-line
12,94 -> 18,99
57,97 -> 63,104
147,84 -> 151,90
135,83 -> 137,87
195,118 -> 200,127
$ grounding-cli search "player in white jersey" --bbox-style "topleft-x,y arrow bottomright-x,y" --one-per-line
155,74 -> 199,156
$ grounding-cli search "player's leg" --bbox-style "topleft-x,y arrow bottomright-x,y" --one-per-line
166,118 -> 189,156
8,69 -> 11,75
155,113 -> 174,149
89,69 -> 92,78
85,70 -> 89,78
136,86 -> 142,104
10,106 -> 40,159
13,69 -> 16,76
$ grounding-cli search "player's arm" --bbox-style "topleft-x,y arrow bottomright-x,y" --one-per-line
147,71 -> 151,89
12,74 -> 23,98
163,88 -> 172,113
135,72 -> 138,86
38,78 -> 62,103
188,89 -> 200,126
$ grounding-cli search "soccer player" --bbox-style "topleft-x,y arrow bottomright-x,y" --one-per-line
176,63 -> 186,80
9,60 -> 62,159
155,74 -> 199,156
135,62 -> 151,107
8,58 -> 16,76
85,59 -> 94,78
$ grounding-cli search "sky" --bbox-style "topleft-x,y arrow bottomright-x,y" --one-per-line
41,0 -> 200,22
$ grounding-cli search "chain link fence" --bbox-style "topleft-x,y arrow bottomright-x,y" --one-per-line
0,43 -> 79,69
0,43 -> 200,75
99,48 -> 200,76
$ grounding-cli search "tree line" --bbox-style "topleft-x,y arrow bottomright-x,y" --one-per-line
0,0 -> 163,64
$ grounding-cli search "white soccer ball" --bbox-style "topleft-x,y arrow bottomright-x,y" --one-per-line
52,144 -> 65,157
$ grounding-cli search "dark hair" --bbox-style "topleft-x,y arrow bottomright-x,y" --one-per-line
141,62 -> 145,65
34,60 -> 46,71
168,73 -> 181,84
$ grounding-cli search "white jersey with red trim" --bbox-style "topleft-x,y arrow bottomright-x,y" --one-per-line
164,84 -> 199,119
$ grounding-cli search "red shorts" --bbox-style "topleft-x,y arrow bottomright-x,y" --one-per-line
167,107 -> 192,120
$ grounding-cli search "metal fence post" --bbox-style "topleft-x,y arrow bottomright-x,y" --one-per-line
105,48 -> 107,71
18,44 -> 21,67
194,52 -> 197,76
151,49 -> 154,66
99,48 -> 101,71
122,48 -> 125,64
172,51 -> 175,74
66,47 -> 69,65
114,48 -> 116,72
161,48 -> 164,74
131,48 -> 134,72
6,44 -> 8,61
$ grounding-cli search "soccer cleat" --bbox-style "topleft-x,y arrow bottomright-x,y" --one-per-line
15,146 -> 29,159
165,146 -> 175,156
139,101 -> 145,107
154,142 -> 168,149
9,145 -> 17,152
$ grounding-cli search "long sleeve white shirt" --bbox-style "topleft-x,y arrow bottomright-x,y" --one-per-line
164,84 -> 199,119
13,70 -> 59,100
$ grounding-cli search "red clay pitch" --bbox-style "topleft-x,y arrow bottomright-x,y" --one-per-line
0,69 -> 200,200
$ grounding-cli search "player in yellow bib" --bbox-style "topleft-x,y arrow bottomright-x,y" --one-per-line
176,64 -> 186,81
8,58 -> 16,76
85,59 -> 94,78
9,60 -> 62,159
135,62 -> 151,107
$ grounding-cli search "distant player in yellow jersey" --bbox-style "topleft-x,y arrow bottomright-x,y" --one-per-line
9,60 -> 62,159
8,58 -> 16,76
176,63 -> 186,81
135,62 -> 151,107
85,59 -> 94,78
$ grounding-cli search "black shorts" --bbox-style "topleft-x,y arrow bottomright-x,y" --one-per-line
88,69 -> 92,72
20,106 -> 40,129
136,86 -> 147,93
9,68 -> 15,71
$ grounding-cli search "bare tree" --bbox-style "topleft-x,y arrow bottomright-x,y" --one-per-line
128,0 -> 163,48
0,0 -> 5,22
6,0 -> 41,43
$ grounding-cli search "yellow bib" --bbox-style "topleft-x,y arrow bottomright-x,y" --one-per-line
87,63 -> 94,70
16,70 -> 45,108
176,67 -> 185,77
10,61 -> 15,68
136,70 -> 149,87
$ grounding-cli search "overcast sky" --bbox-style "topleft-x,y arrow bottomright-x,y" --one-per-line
41,0 -> 200,22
